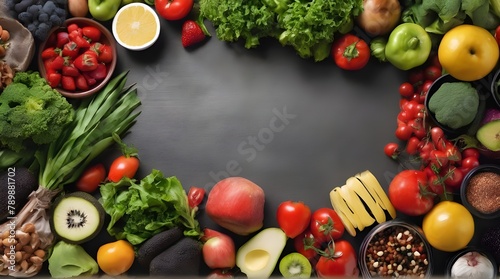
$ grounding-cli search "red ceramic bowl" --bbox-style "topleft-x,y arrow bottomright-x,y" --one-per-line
37,17 -> 117,99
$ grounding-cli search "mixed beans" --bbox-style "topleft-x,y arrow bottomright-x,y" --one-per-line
364,225 -> 430,278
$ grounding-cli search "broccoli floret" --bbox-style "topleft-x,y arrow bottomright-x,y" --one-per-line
0,71 -> 75,152
428,82 -> 479,129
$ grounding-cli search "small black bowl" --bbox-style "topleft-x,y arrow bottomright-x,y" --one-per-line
460,164 -> 500,219
490,67 -> 500,109
446,247 -> 498,278
425,74 -> 487,139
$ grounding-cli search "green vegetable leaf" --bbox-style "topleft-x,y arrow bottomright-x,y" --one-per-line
100,169 -> 201,246
48,241 -> 99,278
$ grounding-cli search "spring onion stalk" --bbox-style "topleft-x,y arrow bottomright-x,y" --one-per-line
0,72 -> 141,277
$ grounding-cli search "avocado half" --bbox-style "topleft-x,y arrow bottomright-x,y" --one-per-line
50,191 -> 105,245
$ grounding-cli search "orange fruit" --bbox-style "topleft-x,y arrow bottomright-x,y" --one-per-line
112,3 -> 160,50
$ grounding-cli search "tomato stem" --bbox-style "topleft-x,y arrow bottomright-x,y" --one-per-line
112,132 -> 139,158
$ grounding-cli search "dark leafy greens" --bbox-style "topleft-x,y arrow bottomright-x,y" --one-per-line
198,0 -> 363,61
100,169 -> 201,246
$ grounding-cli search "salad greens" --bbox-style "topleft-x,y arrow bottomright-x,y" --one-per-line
100,169 -> 201,246
48,241 -> 99,278
402,0 -> 500,34
198,0 -> 363,61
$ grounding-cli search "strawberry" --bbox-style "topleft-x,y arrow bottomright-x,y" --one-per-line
181,20 -> 206,48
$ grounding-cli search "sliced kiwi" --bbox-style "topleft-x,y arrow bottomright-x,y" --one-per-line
50,191 -> 105,244
279,252 -> 312,278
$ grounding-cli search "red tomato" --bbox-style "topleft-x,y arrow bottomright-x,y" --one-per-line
293,229 -> 321,260
460,156 -> 480,173
315,240 -> 359,278
430,126 -> 445,150
388,170 -> 434,216
408,68 -> 425,85
276,201 -> 312,239
462,148 -> 480,159
331,34 -> 370,70
399,82 -> 414,98
187,186 -> 205,208
384,142 -> 400,159
395,124 -> 413,141
441,166 -> 464,189
155,0 -> 194,20
108,155 -> 140,182
429,149 -> 449,170
406,137 -> 421,155
424,66 -> 442,81
310,208 -> 344,243
76,163 -> 106,193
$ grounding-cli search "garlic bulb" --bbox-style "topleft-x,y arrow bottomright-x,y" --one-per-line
451,251 -> 495,279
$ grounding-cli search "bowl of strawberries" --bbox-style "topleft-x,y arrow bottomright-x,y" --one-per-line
38,17 -> 117,99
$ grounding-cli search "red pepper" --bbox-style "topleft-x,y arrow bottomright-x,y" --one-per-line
332,33 -> 370,71
154,0 -> 194,21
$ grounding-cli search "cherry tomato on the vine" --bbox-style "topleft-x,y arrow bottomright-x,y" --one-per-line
293,229 -> 321,261
310,208 -> 345,243
424,66 -> 442,81
406,137 -> 421,155
76,163 -> 106,193
399,82 -> 414,98
315,240 -> 359,278
276,200 -> 312,239
384,142 -> 400,159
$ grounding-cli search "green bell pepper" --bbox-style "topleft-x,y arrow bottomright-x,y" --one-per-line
88,0 -> 121,21
384,23 -> 432,71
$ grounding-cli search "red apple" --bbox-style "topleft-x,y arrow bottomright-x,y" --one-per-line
202,229 -> 236,269
205,177 -> 265,235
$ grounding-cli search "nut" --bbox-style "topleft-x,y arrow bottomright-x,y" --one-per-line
29,233 -> 40,250
33,249 -> 45,259
16,231 -> 30,246
21,224 -> 35,234
29,256 -> 43,266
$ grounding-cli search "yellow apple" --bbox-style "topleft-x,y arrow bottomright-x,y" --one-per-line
438,24 -> 499,81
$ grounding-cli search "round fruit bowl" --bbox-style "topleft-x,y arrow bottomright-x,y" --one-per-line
358,220 -> 433,278
37,17 -> 117,99
460,164 -> 500,219
424,74 -> 487,139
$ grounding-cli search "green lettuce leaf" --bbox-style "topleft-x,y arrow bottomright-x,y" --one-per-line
100,169 -> 200,246
48,241 -> 99,278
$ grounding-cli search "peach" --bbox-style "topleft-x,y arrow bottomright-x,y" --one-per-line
205,177 -> 265,235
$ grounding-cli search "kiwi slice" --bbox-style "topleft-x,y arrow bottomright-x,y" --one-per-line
50,191 -> 105,244
279,252 -> 312,278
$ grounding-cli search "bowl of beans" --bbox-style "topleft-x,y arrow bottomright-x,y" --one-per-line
460,164 -> 500,219
359,220 -> 433,278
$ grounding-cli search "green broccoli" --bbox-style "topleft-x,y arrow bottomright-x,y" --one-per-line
428,82 -> 479,130
0,71 -> 74,152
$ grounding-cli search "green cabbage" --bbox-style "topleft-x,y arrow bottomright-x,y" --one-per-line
48,241 -> 99,278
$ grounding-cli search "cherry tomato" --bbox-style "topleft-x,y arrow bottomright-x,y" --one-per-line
276,201 -> 312,239
399,82 -> 414,98
460,156 -> 480,173
397,110 -> 413,123
444,142 -> 462,163
108,155 -> 140,182
462,148 -> 480,159
187,186 -> 205,208
430,126 -> 446,150
441,166 -> 464,189
395,125 -> 413,141
315,240 -> 359,278
310,208 -> 345,243
427,173 -> 444,195
293,229 -> 321,261
424,66 -> 442,81
155,0 -> 194,21
408,118 -> 426,139
429,149 -> 449,170
419,141 -> 435,164
76,163 -> 106,193
408,68 -> 425,85
384,142 -> 400,159
388,170 -> 434,216
406,137 -> 421,155
419,80 -> 434,101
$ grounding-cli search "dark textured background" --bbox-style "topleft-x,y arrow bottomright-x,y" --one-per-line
32,16 -> 498,277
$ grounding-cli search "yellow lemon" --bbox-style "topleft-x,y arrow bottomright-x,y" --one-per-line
112,3 -> 160,50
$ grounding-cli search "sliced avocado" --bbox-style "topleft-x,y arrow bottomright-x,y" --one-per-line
0,167 -> 38,222
50,191 -> 105,245
137,227 -> 184,268
236,227 -> 287,279
477,119 -> 500,151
